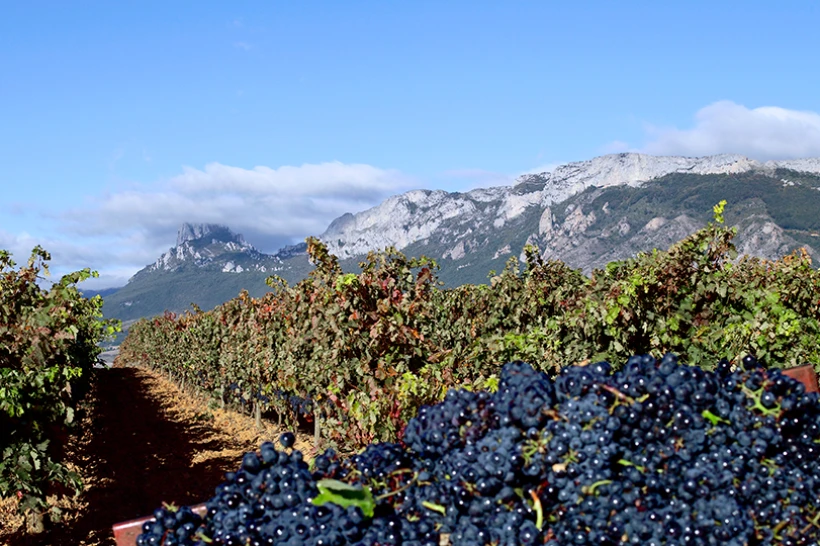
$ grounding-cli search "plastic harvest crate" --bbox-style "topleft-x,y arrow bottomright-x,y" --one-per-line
112,365 -> 820,546
113,504 -> 208,545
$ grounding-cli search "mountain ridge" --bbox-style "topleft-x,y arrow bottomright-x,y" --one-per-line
100,152 -> 820,322
319,152 -> 820,260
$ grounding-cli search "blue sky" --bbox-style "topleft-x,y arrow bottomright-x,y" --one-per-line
2,2 -> 820,287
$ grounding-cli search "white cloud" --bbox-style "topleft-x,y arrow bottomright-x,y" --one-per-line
639,101 -> 820,160
54,161 -> 418,286
233,42 -> 252,51
0,229 -> 137,289
170,161 -> 407,198
0,231 -> 39,266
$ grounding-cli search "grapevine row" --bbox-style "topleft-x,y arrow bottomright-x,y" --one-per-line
118,205 -> 820,453
0,247 -> 118,529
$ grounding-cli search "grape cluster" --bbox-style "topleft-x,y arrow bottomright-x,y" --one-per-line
137,354 -> 820,545
223,383 -> 316,420
273,390 -> 315,417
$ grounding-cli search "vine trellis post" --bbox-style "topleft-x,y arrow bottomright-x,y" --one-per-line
314,409 -> 321,450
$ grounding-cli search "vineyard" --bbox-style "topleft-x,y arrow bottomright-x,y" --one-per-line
122,204 -> 820,546
4,203 -> 820,544
119,203 -> 820,454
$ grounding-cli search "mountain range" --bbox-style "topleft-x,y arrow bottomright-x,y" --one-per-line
100,153 -> 820,323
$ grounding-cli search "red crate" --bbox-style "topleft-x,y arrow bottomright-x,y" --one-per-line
782,364 -> 819,393
112,504 -> 206,546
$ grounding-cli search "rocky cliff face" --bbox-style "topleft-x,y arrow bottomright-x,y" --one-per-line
175,222 -> 247,247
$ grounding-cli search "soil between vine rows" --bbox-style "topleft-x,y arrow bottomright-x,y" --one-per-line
0,364 -> 313,546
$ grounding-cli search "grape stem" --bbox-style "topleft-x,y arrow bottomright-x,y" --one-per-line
599,384 -> 634,404
617,459 -> 646,473
421,501 -> 446,515
529,490 -> 544,530
582,479 -> 613,496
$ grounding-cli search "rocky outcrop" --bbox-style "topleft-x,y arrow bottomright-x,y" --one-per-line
734,218 -> 816,262
534,210 -> 705,274
176,223 -> 247,247
147,223 -> 277,274
766,158 -> 820,173
321,189 -> 491,259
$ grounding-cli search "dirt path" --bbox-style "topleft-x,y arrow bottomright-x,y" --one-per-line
1,365 -> 312,546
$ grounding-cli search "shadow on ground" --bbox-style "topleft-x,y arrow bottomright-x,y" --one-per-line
8,367 -> 243,546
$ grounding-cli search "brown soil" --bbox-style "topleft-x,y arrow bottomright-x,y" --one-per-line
0,365 -> 313,546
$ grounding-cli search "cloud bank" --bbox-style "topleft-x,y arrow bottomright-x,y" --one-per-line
638,101 -> 820,160
51,161 -> 416,287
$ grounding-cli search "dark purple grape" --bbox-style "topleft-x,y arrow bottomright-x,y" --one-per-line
279,431 -> 296,449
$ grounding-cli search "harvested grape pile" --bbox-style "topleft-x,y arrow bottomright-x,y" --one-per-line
138,354 -> 820,546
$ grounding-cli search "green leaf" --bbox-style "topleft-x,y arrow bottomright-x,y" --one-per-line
311,479 -> 375,519
31,451 -> 41,471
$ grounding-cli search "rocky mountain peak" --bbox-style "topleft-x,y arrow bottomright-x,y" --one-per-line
142,222 -> 269,274
176,223 -> 246,247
